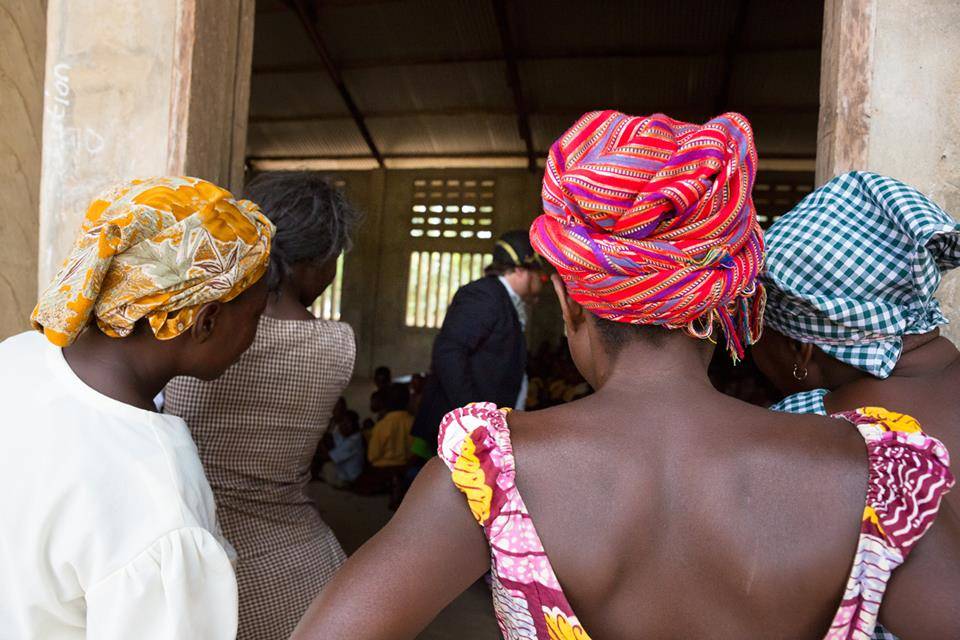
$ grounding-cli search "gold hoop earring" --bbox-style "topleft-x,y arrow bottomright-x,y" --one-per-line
792,363 -> 808,381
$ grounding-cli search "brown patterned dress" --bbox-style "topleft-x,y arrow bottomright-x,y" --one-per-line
164,315 -> 354,640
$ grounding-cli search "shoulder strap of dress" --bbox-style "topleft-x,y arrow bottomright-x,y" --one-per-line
840,407 -> 953,555
827,407 -> 954,638
437,402 -> 514,527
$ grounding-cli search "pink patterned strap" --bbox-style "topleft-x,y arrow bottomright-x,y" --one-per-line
437,403 -> 514,528
826,407 -> 954,640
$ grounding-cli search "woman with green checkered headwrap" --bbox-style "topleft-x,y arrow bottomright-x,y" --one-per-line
753,171 -> 960,412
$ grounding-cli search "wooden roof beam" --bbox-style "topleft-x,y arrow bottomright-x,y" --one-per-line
287,0 -> 384,167
492,0 -> 536,172
714,0 -> 751,114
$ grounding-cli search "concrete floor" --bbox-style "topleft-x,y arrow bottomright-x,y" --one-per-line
307,481 -> 500,639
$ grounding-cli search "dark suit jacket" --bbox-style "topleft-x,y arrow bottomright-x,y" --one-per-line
411,275 -> 526,451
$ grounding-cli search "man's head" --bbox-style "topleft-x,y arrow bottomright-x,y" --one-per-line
489,230 -> 546,304
341,410 -> 360,436
374,366 -> 392,390
385,383 -> 411,413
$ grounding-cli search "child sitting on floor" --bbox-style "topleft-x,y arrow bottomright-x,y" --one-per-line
322,410 -> 364,489
367,384 -> 414,469
354,384 -> 414,509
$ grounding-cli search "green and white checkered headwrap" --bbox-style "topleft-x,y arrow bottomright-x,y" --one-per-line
762,171 -> 960,379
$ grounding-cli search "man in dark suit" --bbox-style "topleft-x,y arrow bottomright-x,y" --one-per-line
410,231 -> 544,459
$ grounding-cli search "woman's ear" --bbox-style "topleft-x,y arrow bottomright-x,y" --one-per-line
794,341 -> 814,368
190,302 -> 222,343
551,274 -> 585,335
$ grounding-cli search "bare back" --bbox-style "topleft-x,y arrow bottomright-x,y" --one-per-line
292,366 -> 959,640
506,389 -> 960,638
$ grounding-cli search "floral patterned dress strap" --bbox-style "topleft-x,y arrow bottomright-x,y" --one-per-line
825,407 -> 954,640
438,402 -> 592,640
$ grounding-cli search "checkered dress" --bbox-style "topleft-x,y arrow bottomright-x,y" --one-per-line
762,172 -> 960,378
165,316 -> 355,640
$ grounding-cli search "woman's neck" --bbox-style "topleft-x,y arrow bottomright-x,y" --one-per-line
264,279 -> 314,321
595,332 -> 716,400
61,328 -> 177,412
818,330 -> 957,389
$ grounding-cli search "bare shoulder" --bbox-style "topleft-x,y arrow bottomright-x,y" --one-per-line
505,401 -> 581,432
504,400 -> 596,450
824,364 -> 960,447
738,400 -> 869,474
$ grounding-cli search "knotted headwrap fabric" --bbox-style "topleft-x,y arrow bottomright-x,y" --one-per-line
32,176 -> 275,347
762,171 -> 960,378
530,110 -> 765,360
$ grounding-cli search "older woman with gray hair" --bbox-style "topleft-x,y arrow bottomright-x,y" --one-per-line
164,171 -> 362,640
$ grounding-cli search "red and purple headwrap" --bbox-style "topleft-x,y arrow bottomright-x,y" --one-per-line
530,110 -> 765,360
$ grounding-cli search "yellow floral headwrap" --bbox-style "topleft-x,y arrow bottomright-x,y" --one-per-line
32,176 -> 275,347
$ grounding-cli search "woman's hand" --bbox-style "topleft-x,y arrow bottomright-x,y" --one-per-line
290,458 -> 490,639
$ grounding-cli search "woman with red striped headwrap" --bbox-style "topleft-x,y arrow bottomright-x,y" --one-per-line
531,110 -> 765,361
292,113 -> 958,640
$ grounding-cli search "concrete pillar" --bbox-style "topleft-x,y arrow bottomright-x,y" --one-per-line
817,0 -> 960,340
0,1 -> 46,339
37,0 -> 255,287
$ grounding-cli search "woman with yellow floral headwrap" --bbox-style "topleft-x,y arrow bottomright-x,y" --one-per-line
0,176 -> 274,639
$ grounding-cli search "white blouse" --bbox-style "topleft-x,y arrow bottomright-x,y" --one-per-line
0,332 -> 238,639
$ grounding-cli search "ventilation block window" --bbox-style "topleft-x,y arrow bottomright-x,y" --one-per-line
409,178 -> 495,240
310,253 -> 345,321
404,251 -> 492,328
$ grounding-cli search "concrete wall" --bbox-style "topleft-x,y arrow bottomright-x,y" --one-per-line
37,0 -> 255,288
38,1 -> 180,288
869,1 -> 960,341
818,0 -> 960,341
866,1 -> 960,215
0,1 -> 45,339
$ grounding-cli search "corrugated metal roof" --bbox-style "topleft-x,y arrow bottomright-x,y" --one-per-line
249,71 -> 346,118
739,0 -> 823,49
511,0 -> 738,56
316,0 -> 501,64
344,62 -> 513,113
747,112 -> 819,157
728,50 -> 821,106
247,119 -> 371,158
367,114 -> 524,155
248,0 -> 823,164
252,9 -> 318,67
521,56 -> 724,112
